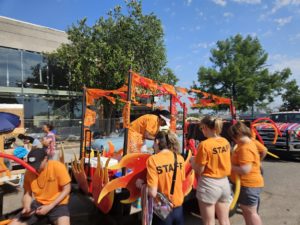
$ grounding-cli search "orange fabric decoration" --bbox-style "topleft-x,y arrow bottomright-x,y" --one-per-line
131,72 -> 158,93
86,88 -> 124,106
122,101 -> 131,129
176,87 -> 188,94
84,108 -> 96,127
170,96 -> 177,132
161,83 -> 177,96
128,129 -> 144,153
212,95 -> 231,105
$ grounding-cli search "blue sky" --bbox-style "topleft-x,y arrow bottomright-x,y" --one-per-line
1,0 -> 300,107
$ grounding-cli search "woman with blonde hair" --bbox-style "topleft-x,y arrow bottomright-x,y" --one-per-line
191,115 -> 231,225
229,121 -> 263,225
146,131 -> 185,225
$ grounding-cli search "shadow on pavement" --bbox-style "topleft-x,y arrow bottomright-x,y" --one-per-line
69,190 -> 202,225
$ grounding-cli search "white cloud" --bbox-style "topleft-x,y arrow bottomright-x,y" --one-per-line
193,42 -> 215,49
289,33 -> 300,41
223,12 -> 234,17
274,16 -> 292,27
174,65 -> 182,72
232,0 -> 261,4
212,0 -> 227,6
262,30 -> 273,37
186,0 -> 193,6
271,0 -> 300,14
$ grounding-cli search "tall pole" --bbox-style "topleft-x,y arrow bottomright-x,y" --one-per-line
169,94 -> 173,117
231,84 -> 238,123
47,65 -> 50,122
122,70 -> 132,175
79,86 -> 86,159
182,103 -> 186,155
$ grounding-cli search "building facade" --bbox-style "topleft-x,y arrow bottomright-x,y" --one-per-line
0,16 -> 82,135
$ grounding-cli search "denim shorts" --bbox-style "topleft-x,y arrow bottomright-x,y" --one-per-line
239,186 -> 262,206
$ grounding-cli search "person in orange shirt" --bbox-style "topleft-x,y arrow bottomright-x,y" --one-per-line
146,131 -> 185,225
253,139 -> 267,161
229,122 -> 264,225
9,148 -> 71,225
129,110 -> 171,153
190,116 -> 231,225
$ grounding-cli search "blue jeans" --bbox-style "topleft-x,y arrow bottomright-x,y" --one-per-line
153,206 -> 184,225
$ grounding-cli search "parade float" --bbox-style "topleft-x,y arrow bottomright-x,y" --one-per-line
0,72 -> 282,224
72,70 -> 244,216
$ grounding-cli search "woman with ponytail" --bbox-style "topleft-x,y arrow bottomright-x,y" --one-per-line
191,116 -> 231,225
229,121 -> 263,225
146,131 -> 185,225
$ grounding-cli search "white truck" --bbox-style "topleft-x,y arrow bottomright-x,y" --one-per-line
256,111 -> 300,158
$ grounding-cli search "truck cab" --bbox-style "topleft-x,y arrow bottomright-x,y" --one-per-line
256,111 -> 300,157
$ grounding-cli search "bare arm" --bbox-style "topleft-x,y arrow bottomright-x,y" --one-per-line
232,164 -> 252,175
259,150 -> 267,161
49,183 -> 71,208
22,190 -> 33,214
190,157 -> 205,175
148,186 -> 158,198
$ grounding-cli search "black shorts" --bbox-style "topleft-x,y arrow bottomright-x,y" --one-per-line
17,200 -> 69,224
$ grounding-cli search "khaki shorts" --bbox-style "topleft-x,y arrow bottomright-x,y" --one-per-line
196,176 -> 231,204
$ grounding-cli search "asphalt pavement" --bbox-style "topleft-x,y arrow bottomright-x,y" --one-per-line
2,155 -> 300,225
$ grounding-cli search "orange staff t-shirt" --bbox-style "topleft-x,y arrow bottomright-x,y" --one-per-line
130,114 -> 159,139
195,137 -> 231,178
147,150 -> 185,207
24,160 -> 71,205
253,139 -> 267,154
231,141 -> 264,188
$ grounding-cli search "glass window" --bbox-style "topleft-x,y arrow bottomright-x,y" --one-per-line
0,47 -> 22,87
22,51 -> 45,88
0,47 -> 8,86
48,62 -> 69,90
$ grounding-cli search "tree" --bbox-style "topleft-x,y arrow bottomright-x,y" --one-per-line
47,1 -> 177,90
193,34 -> 290,111
47,0 -> 178,131
280,80 -> 300,111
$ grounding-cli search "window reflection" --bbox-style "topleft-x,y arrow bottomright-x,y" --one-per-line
0,47 -> 69,89
0,47 -> 22,87
23,51 -> 47,88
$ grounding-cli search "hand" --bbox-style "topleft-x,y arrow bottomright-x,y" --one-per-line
135,178 -> 145,189
36,204 -> 53,216
21,206 -> 34,217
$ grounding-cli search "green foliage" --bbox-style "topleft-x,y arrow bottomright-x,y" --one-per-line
193,34 -> 291,111
160,68 -> 179,85
47,0 -> 177,92
280,79 -> 300,111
